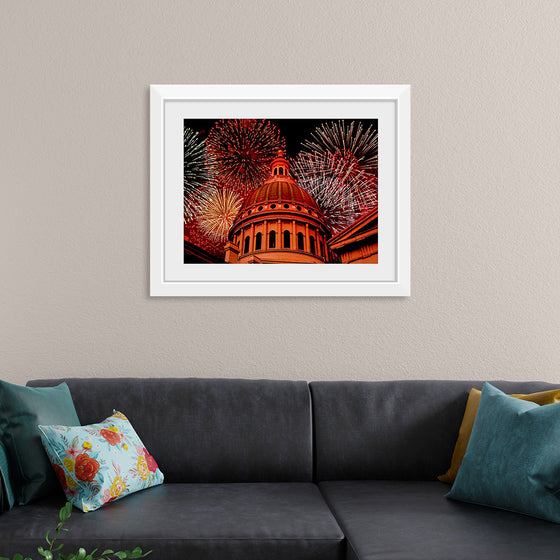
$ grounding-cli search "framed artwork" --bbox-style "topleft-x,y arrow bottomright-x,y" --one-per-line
150,84 -> 410,296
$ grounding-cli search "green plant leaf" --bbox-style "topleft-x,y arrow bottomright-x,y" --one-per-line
64,502 -> 73,519
114,553 -> 127,560
14,554 -> 23,560
54,545 -> 64,552
59,502 -> 72,522
100,551 -> 114,556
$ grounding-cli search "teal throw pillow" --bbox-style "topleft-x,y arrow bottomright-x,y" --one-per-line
0,439 -> 15,511
446,382 -> 560,523
0,380 -> 80,504
39,411 -> 164,512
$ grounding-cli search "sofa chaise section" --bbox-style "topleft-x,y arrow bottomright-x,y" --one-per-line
320,480 -> 560,560
310,379 -> 560,560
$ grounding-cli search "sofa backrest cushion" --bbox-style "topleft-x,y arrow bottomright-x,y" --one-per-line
309,380 -> 560,481
27,378 -> 313,483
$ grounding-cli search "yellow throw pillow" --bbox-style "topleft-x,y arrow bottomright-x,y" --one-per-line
438,387 -> 560,484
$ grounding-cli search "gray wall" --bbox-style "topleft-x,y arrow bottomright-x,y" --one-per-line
2,1 -> 559,384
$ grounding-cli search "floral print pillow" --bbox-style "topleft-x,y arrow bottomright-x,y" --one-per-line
38,411 -> 164,512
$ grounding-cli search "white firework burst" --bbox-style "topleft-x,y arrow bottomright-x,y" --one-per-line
291,153 -> 377,235
184,127 -> 213,222
302,120 -> 378,176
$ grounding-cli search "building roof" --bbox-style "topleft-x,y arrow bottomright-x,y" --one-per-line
184,238 -> 224,263
328,207 -> 378,250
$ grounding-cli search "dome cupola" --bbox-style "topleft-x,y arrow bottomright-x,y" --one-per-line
270,150 -> 290,177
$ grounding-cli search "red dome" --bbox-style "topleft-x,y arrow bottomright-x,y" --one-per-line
225,151 -> 331,263
242,179 -> 320,211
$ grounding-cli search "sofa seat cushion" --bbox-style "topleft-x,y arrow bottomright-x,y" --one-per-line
319,481 -> 560,560
0,483 -> 344,560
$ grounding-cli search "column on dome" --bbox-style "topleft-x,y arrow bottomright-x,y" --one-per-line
309,228 -> 316,256
265,220 -> 269,249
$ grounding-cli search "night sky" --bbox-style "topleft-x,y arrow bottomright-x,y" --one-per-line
184,118 -> 378,157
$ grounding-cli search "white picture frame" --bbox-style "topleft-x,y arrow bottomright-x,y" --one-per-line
150,84 -> 410,296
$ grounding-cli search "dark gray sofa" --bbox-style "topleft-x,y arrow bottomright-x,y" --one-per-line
1,378 -> 560,560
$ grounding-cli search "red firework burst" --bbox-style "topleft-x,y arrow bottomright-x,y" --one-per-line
206,119 -> 285,193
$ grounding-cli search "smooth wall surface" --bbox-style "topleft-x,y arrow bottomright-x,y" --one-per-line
2,1 -> 559,384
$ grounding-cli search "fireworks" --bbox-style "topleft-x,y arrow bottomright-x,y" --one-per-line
292,121 -> 378,233
197,182 -> 242,243
302,120 -> 378,177
291,155 -> 376,234
184,127 -> 212,221
206,119 -> 285,193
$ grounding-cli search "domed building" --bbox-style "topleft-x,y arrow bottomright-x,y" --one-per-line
225,151 -> 332,263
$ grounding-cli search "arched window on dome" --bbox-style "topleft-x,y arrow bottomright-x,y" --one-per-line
244,236 -> 250,254
310,236 -> 316,255
255,232 -> 262,251
269,230 -> 276,249
283,230 -> 291,249
279,168 -> 283,175
297,232 -> 304,251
